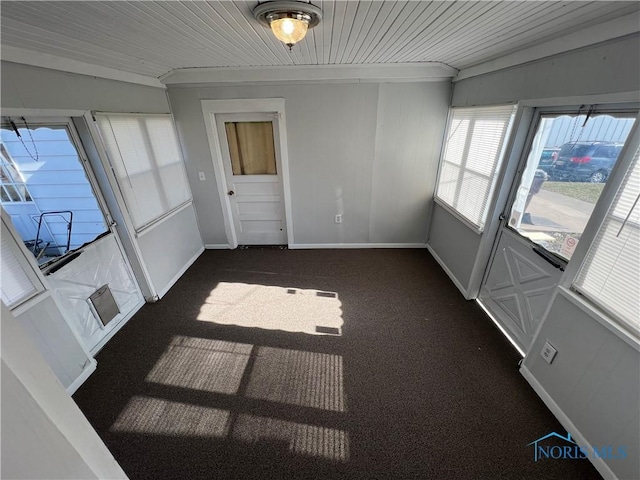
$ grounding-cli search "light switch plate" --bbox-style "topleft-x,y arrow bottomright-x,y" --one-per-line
198,172 -> 206,181
540,341 -> 557,364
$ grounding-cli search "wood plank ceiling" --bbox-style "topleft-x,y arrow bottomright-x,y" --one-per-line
1,1 -> 638,79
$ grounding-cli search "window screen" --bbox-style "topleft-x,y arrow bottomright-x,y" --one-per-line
573,146 -> 640,338
95,114 -> 191,231
435,105 -> 516,230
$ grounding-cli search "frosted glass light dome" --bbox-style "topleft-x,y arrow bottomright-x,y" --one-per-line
253,1 -> 322,50
270,17 -> 309,48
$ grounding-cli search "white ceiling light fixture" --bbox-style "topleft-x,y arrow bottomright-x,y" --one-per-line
253,1 -> 322,50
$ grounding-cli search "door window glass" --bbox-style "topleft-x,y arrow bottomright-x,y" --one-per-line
508,111 -> 636,261
225,122 -> 277,175
0,121 -> 108,265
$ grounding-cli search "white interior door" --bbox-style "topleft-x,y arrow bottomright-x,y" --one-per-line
216,113 -> 287,245
479,107 -> 637,352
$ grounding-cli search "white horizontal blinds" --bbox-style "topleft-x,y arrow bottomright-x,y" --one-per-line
574,146 -> 640,337
436,106 -> 516,229
96,115 -> 190,231
1,232 -> 37,308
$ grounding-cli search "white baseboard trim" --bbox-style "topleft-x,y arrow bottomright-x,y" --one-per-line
156,246 -> 205,299
520,366 -> 617,480
66,359 -> 97,395
205,244 -> 232,249
426,244 -> 470,299
288,243 -> 427,249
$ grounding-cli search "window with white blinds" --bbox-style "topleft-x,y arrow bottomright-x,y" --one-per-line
1,226 -> 39,308
435,105 -> 516,230
574,146 -> 640,338
95,114 -> 191,231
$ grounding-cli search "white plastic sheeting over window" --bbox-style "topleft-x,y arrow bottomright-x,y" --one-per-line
95,114 -> 191,232
574,146 -> 640,338
435,105 -> 516,230
46,234 -> 143,352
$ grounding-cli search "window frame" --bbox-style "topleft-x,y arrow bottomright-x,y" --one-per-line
553,107 -> 640,346
1,209 -> 45,310
0,117 -> 114,270
570,143 -> 640,343
1,145 -> 33,203
434,104 -> 517,233
499,105 -> 639,266
92,112 -> 192,235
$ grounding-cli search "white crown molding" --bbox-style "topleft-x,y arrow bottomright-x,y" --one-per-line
160,63 -> 458,86
455,14 -> 640,83
1,45 -> 165,89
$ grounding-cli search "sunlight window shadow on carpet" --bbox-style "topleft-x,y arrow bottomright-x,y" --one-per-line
233,414 -> 350,462
146,336 -> 252,394
196,283 -> 343,336
246,347 -> 346,412
110,396 -> 230,437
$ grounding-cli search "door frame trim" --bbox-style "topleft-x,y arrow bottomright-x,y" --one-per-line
201,98 -> 293,249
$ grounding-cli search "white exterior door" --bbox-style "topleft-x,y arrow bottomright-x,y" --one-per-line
216,113 -> 287,245
479,228 -> 563,350
479,107 -> 637,352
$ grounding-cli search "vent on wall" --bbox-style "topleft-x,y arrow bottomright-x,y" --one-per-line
88,285 -> 120,327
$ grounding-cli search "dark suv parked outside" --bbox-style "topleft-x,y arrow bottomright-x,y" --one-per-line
538,147 -> 560,173
550,141 -> 623,183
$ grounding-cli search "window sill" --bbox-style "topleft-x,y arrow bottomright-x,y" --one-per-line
433,197 -> 484,235
135,200 -> 192,238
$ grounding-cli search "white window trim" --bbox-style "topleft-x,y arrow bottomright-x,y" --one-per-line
433,196 -> 484,235
1,209 -> 45,310
434,104 -> 516,232
559,109 -> 640,341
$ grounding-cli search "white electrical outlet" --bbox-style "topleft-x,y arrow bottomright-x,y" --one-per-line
198,172 -> 206,181
335,214 -> 342,224
540,341 -> 557,364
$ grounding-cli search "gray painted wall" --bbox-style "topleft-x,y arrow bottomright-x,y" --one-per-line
137,205 -> 203,296
428,203 -> 480,293
1,61 -> 168,113
429,35 -> 640,295
1,302 -> 127,480
522,292 -> 639,480
452,34 -> 640,107
15,294 -> 92,389
168,81 -> 450,246
437,36 -> 640,479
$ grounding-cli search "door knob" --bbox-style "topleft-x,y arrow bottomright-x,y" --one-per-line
228,190 -> 235,196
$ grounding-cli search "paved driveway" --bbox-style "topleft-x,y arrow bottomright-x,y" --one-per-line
522,188 -> 595,233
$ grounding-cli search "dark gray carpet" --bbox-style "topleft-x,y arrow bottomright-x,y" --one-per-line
73,249 -> 601,480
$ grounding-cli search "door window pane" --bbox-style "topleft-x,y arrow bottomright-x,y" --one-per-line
0,123 -> 109,265
225,122 -> 277,175
508,112 -> 635,260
